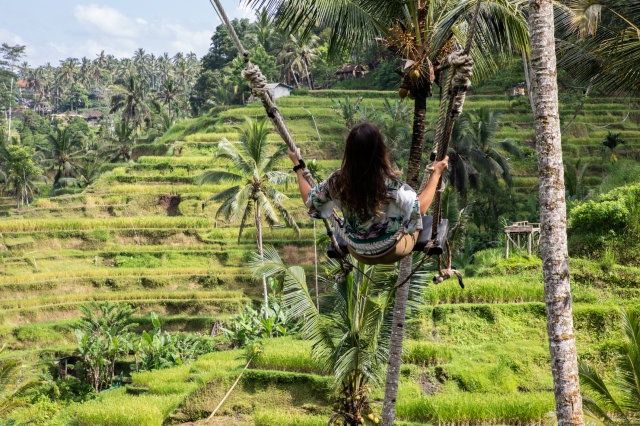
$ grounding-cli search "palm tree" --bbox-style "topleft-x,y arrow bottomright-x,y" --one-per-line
110,75 -> 151,130
564,158 -> 590,201
557,1 -> 640,96
446,119 -> 480,198
43,127 -> 84,188
279,32 -> 319,89
157,77 -> 186,120
252,9 -> 279,53
460,107 -> 523,186
252,247 -> 428,426
75,155 -> 104,187
0,346 -> 41,416
602,131 -> 626,162
332,96 -> 363,129
197,118 -> 299,313
109,121 -> 135,163
58,58 -> 78,85
578,310 -> 640,426
529,1 -> 585,425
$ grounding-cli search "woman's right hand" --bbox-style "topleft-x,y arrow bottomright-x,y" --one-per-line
288,148 -> 300,166
434,156 -> 449,175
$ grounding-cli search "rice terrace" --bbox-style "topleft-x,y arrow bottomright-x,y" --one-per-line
0,0 -> 640,425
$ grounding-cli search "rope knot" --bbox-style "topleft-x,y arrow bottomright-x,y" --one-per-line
448,51 -> 474,89
447,51 -> 474,118
241,62 -> 269,98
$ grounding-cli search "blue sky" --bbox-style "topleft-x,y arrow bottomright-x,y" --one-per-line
0,1 -> 253,66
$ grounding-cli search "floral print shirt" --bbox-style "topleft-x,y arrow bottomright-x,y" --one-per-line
306,172 -> 422,254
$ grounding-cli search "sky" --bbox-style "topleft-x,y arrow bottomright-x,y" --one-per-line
0,1 -> 254,66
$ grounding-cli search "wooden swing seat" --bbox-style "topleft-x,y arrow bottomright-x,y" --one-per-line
327,216 -> 449,262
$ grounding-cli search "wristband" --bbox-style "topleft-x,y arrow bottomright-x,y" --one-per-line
293,159 -> 306,172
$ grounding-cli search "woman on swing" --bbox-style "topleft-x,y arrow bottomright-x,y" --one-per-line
290,122 -> 449,265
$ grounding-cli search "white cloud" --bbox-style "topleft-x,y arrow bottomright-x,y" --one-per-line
1,2 -> 236,65
0,28 -> 25,46
68,5 -> 212,59
74,4 -> 139,38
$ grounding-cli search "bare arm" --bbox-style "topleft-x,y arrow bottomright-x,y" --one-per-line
289,148 -> 312,203
418,157 -> 449,215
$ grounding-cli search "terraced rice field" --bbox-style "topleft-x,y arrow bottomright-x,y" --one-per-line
2,90 -> 640,425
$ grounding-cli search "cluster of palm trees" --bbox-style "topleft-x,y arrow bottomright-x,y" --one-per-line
17,49 -> 199,116
0,99 -> 171,208
247,10 -> 321,89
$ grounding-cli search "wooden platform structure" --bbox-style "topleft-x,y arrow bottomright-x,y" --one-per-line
504,221 -> 540,258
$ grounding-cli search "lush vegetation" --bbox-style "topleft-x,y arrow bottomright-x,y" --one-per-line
0,1 -> 639,425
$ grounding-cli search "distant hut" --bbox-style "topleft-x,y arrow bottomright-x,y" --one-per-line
84,110 -> 103,125
335,65 -> 366,80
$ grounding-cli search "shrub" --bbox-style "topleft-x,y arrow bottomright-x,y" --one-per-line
570,200 -> 629,232
291,88 -> 310,96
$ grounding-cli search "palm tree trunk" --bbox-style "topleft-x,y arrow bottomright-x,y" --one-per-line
381,254 -> 412,425
254,203 -> 269,318
405,93 -> 428,187
528,1 -> 584,425
303,61 -> 312,90
382,89 -> 429,426
291,69 -> 300,88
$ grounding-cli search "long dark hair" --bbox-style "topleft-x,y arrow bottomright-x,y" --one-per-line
332,122 -> 397,220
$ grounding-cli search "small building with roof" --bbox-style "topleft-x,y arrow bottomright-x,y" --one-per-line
335,65 -> 366,80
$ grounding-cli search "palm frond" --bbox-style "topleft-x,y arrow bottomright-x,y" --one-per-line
196,170 -> 242,185
578,361 -> 626,418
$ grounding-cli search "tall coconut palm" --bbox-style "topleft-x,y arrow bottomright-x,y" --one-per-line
529,0 -> 584,425
58,58 -> 78,85
42,127 -> 84,188
110,75 -> 151,130
446,119 -> 480,198
252,246 -> 428,426
197,118 -> 300,313
252,9 -> 279,53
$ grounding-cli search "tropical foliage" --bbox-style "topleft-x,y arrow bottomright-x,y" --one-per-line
578,310 -> 640,425
252,246 -> 429,425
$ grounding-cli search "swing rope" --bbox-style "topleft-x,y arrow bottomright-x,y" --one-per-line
206,0 -> 481,286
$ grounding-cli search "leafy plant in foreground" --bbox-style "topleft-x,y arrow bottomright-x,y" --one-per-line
252,245 -> 428,425
578,310 -> 640,426
0,346 -> 41,416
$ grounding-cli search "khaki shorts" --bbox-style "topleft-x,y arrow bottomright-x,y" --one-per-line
347,231 -> 419,265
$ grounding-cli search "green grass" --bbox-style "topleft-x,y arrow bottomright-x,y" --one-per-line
425,276 -> 544,304
76,385 -> 189,426
396,391 -> 554,424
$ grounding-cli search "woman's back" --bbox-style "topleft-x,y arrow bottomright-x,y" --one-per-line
307,171 -> 422,247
